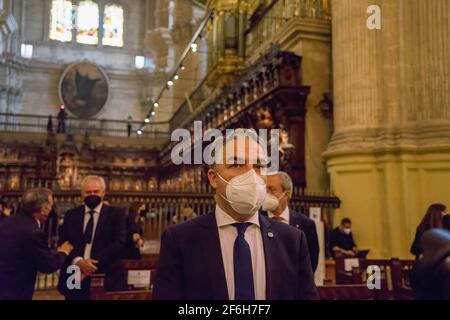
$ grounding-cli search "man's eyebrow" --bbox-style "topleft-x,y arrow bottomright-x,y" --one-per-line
225,156 -> 245,164
252,157 -> 268,165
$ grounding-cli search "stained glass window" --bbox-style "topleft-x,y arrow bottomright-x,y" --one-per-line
76,0 -> 99,45
102,3 -> 124,47
49,0 -> 126,47
49,0 -> 73,42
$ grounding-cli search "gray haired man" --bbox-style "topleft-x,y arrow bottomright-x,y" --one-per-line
262,172 -> 320,272
0,188 -> 73,299
57,175 -> 126,300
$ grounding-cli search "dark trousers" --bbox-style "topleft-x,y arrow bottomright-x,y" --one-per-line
57,121 -> 66,133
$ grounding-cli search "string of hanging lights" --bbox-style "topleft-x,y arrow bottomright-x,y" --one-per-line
137,9 -> 214,135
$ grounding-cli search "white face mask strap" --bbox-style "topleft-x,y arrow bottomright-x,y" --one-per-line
215,171 -> 229,185
217,190 -> 231,204
216,169 -> 262,186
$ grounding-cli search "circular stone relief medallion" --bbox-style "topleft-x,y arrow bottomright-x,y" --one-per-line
59,62 -> 110,118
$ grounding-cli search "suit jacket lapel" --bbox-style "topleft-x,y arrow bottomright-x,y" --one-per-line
200,212 -> 228,300
259,214 -> 282,300
73,207 -> 86,257
289,209 -> 302,229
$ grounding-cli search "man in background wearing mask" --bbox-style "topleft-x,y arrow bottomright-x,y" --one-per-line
262,172 -> 319,272
57,175 -> 126,300
329,218 -> 358,257
0,188 -> 73,299
153,130 -> 318,300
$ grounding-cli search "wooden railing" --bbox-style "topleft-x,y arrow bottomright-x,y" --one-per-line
333,258 -> 415,300
4,190 -> 339,241
246,0 -> 331,56
0,112 -> 169,139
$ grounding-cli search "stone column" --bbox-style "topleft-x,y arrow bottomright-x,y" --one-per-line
330,0 -> 380,136
325,0 -> 450,258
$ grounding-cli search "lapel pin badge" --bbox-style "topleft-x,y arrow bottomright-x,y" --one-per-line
295,224 -> 300,228
268,232 -> 274,238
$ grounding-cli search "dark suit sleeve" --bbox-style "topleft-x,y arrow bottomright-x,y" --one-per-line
350,233 -> 357,248
95,208 -> 126,270
329,229 -> 337,249
297,231 -> 320,300
30,230 -> 67,274
58,210 -> 83,263
57,212 -> 69,246
306,220 -> 320,272
153,228 -> 183,300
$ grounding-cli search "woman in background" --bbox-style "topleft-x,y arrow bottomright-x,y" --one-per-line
123,202 -> 145,259
411,203 -> 449,258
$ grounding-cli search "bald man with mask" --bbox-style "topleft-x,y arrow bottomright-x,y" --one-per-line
153,130 -> 318,300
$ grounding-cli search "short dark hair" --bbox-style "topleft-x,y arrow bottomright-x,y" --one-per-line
341,218 -> 352,225
21,188 -> 53,216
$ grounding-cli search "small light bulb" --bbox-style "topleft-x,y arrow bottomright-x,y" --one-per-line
174,74 -> 179,80
137,130 -> 143,135
153,102 -> 159,108
167,80 -> 174,86
151,111 -> 156,116
144,118 -> 150,123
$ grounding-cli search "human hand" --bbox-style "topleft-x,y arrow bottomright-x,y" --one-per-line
58,241 -> 73,255
76,258 -> 99,275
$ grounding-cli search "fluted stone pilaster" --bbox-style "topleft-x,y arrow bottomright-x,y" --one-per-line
328,0 -> 450,152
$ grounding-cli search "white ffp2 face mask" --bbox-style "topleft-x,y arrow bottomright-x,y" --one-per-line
262,193 -> 280,212
343,228 -> 351,235
216,169 -> 267,215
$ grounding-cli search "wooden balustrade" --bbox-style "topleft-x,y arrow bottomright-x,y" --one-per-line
390,259 -> 415,300
0,112 -> 169,139
246,0 -> 331,56
317,284 -> 375,300
333,257 -> 415,300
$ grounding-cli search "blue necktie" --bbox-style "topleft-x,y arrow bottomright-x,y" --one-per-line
233,223 -> 255,300
83,210 -> 95,244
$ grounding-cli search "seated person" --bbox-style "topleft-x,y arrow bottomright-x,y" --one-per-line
329,218 -> 358,257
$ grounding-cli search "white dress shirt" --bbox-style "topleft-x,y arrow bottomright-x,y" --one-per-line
73,203 -> 102,264
268,206 -> 290,224
215,205 -> 266,300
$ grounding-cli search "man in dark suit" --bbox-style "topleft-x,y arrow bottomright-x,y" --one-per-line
57,175 -> 126,300
153,130 -> 318,300
262,172 -> 320,272
0,188 -> 73,300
